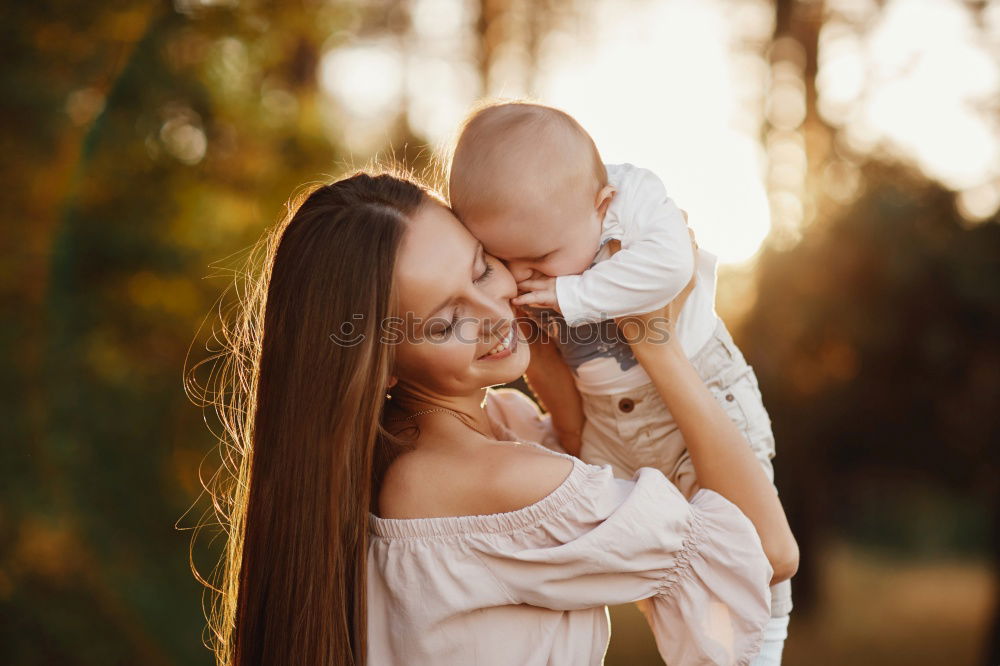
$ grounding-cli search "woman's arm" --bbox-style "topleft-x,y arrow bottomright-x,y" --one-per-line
616,282 -> 799,584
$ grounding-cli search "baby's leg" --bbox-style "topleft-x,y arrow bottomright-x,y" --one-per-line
692,319 -> 777,474
577,383 -> 692,633
576,390 -> 648,479
750,615 -> 790,666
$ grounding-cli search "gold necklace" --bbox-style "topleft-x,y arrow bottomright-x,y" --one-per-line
388,407 -> 499,441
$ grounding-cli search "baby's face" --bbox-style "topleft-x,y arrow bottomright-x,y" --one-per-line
462,189 -> 604,283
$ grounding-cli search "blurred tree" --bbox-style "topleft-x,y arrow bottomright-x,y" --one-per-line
755,2 -> 998,645
763,0 -> 833,246
474,0 -> 573,96
757,0 -> 832,613
739,162 -> 1000,661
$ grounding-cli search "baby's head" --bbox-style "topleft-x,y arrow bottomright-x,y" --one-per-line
448,101 -> 615,282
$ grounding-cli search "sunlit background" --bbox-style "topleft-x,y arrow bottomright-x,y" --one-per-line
3,0 -> 999,664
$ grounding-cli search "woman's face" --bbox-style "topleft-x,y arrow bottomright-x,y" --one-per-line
390,201 -> 530,395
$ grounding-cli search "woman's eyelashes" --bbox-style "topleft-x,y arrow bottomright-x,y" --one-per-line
474,259 -> 494,285
434,260 -> 495,336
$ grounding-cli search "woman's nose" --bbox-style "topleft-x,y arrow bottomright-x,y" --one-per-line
475,286 -> 512,323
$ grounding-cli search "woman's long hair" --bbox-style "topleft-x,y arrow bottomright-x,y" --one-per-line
186,170 -> 428,666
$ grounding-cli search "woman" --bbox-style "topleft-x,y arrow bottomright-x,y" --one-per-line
204,170 -> 797,665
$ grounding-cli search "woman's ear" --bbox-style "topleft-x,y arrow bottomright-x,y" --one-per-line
385,376 -> 398,397
595,184 -> 617,219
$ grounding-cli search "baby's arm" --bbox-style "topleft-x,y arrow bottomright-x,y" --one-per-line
518,317 -> 585,457
555,168 -> 695,328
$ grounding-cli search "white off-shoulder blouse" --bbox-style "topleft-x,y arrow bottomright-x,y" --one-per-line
367,388 -> 773,665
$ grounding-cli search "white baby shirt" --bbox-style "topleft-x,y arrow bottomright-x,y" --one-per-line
550,163 -> 720,395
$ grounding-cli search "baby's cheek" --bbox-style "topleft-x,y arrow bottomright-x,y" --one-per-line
547,254 -> 589,277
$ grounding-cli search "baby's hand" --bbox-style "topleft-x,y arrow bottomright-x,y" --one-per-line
512,275 -> 560,312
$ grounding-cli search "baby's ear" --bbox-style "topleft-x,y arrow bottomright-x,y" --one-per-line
595,184 -> 616,218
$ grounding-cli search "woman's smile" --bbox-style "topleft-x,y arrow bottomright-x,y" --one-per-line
478,325 -> 518,360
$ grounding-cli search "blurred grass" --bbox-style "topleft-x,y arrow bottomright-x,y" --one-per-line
605,541 -> 995,666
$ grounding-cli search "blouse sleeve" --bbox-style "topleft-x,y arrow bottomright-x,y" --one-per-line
478,463 -> 773,666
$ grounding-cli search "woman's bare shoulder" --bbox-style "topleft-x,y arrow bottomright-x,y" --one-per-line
377,443 -> 575,519
483,445 -> 576,513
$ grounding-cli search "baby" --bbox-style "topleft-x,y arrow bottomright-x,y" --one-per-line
448,101 -> 792,661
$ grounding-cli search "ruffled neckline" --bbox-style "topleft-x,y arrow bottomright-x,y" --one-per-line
370,390 -> 583,539
369,457 -> 585,539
